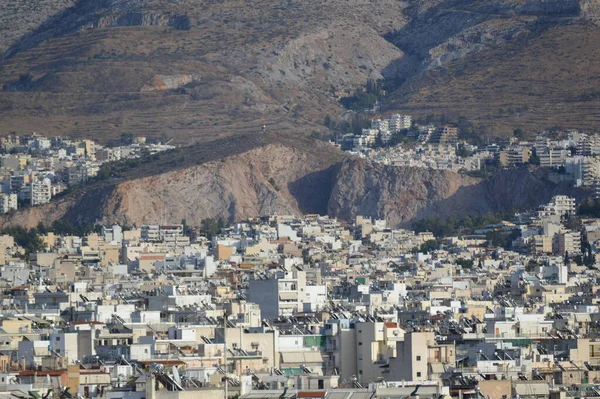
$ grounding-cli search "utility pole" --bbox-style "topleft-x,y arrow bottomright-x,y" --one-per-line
224,310 -> 229,399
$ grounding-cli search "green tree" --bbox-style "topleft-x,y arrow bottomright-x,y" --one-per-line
1,227 -> 45,259
201,218 -> 224,238
525,259 -> 539,272
97,167 -> 111,180
417,239 -> 441,254
529,148 -> 540,165
513,128 -> 525,140
456,258 -> 474,269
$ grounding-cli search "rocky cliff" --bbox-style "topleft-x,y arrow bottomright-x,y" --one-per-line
0,144 -> 584,230
328,159 -> 584,227
0,141 -> 341,229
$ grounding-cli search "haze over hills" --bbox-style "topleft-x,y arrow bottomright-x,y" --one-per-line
1,0 -> 600,143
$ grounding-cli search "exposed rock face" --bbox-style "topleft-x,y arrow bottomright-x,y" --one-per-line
0,148 -> 583,230
140,74 -> 200,92
580,0 -> 600,23
327,159 -> 583,227
100,144 -> 337,226
91,12 -> 191,30
0,143 -> 340,229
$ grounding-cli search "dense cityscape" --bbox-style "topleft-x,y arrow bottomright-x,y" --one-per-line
3,1 -> 600,399
0,188 -> 598,398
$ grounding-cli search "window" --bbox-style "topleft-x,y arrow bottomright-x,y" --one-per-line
358,342 -> 362,346
55,337 -> 61,341
417,372 -> 421,377
318,379 -> 324,389
416,356 -> 421,361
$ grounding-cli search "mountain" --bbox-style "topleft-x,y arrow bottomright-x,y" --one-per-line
386,0 -> 600,136
0,135 -> 583,230
0,0 -> 405,143
2,0 -> 600,143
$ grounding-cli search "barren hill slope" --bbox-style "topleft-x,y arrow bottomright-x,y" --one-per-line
0,135 -> 583,230
0,0 -> 406,143
328,159 -> 585,227
2,0 -> 600,144
385,0 -> 600,135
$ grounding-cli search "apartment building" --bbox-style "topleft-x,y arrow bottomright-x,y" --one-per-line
389,331 -> 455,382
0,193 -> 17,214
557,231 -> 582,256
499,146 -> 531,167
429,126 -> 458,146
30,178 -> 52,206
248,269 -> 307,318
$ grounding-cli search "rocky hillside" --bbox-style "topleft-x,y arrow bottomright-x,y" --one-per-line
386,0 -> 600,135
328,159 -> 584,227
0,0 -> 405,143
0,134 -> 345,228
2,0 -> 600,143
0,138 -> 584,229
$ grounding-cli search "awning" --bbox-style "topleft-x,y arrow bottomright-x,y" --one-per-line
279,292 -> 298,301
429,363 -> 446,374
281,352 -> 323,365
575,313 -> 591,322
33,348 -> 49,356
282,367 -> 304,375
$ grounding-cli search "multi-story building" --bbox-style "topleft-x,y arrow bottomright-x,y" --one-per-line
389,330 -> 455,382
429,126 -> 458,146
141,225 -> 161,242
557,231 -> 581,256
30,178 -> 52,206
538,195 -> 576,217
539,148 -> 569,167
248,269 -> 307,318
566,156 -> 600,186
389,114 -> 412,132
0,193 -> 17,214
66,165 -> 87,185
499,146 -> 532,167
371,119 -> 389,133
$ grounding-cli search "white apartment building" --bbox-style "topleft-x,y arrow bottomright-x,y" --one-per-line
566,156 -> 600,186
248,269 -> 308,318
389,114 -> 412,132
539,148 -> 569,167
141,225 -> 160,242
538,195 -> 576,217
30,178 -> 52,206
0,193 -> 17,214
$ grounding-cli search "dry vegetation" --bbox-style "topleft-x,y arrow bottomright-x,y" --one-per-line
389,23 -> 600,136
1,0 -> 600,144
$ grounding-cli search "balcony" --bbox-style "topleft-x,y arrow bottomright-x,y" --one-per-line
324,344 -> 337,352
